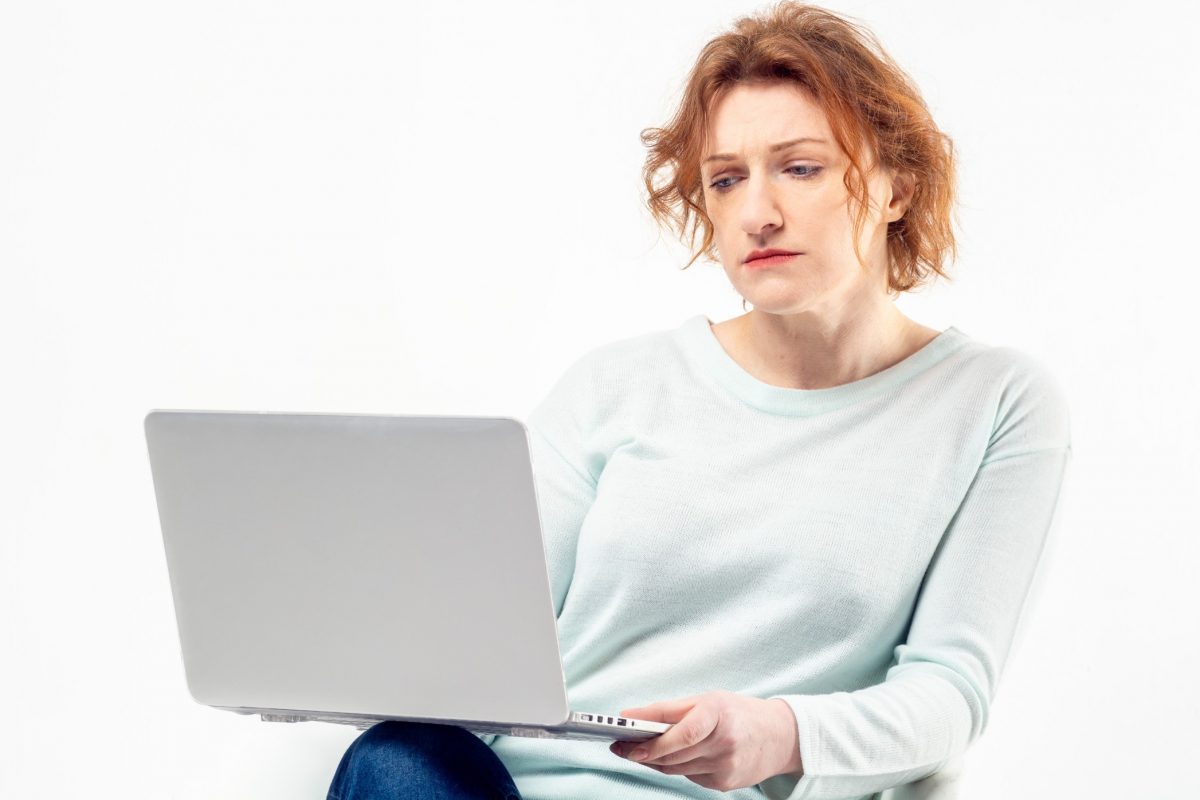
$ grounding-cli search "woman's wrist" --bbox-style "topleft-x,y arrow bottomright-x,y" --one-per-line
769,698 -> 805,777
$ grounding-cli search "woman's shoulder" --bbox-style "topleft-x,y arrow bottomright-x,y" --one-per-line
950,331 -> 1067,396
946,331 -> 1072,458
532,322 -> 681,417
557,321 -> 684,381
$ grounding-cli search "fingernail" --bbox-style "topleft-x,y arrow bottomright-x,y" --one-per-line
630,748 -> 648,761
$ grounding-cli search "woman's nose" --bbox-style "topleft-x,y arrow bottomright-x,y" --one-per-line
739,177 -> 784,233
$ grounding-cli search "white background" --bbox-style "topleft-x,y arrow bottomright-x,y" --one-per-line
2,0 -> 1196,797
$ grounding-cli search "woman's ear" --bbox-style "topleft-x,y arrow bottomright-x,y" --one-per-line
887,170 -> 917,222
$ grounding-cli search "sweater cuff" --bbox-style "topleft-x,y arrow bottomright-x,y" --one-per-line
758,694 -> 822,800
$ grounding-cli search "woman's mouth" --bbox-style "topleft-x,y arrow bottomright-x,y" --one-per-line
745,253 -> 800,268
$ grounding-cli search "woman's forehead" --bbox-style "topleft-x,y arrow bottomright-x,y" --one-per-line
702,136 -> 832,168
704,84 -> 835,155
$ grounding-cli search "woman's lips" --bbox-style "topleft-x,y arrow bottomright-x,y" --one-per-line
745,253 -> 800,268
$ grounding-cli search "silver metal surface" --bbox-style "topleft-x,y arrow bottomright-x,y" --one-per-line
242,708 -> 668,742
144,410 -> 628,736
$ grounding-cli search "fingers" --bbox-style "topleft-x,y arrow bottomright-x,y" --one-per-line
620,694 -> 701,723
654,758 -> 721,777
615,707 -> 719,765
614,738 -> 711,767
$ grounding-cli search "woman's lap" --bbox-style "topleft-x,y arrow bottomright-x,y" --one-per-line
328,720 -> 521,800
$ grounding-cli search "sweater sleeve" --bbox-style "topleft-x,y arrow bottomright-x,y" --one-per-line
524,351 -> 603,620
476,352 -> 603,749
758,355 -> 1073,800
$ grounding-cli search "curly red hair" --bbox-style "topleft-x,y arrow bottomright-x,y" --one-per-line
640,1 -> 960,294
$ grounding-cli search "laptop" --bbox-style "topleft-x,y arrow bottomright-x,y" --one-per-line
143,409 -> 671,743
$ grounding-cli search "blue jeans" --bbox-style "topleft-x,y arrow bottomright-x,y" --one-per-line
327,721 -> 523,800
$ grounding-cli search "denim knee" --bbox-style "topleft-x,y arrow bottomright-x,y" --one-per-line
328,720 -> 520,800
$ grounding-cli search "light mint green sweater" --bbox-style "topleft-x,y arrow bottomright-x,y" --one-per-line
482,314 -> 1071,800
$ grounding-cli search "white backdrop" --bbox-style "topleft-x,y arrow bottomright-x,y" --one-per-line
2,1 -> 1196,797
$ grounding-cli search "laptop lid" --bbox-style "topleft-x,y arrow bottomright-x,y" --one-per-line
144,410 -> 571,728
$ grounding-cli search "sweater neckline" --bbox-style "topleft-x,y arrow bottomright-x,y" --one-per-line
675,314 -> 970,416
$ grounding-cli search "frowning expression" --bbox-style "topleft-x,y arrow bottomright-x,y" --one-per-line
700,81 -> 908,314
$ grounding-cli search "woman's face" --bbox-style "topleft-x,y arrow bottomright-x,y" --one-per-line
699,82 -> 910,317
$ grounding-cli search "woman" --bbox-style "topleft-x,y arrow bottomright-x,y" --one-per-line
327,2 -> 1072,799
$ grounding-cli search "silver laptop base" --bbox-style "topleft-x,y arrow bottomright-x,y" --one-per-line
249,709 -> 667,742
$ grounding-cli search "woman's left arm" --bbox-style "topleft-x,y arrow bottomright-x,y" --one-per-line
758,356 -> 1074,800
615,354 -> 1073,800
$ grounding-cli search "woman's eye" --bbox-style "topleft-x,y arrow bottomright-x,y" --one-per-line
788,165 -> 821,178
708,165 -> 822,192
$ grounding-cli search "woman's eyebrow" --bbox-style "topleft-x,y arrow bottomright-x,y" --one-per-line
703,137 -> 828,165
